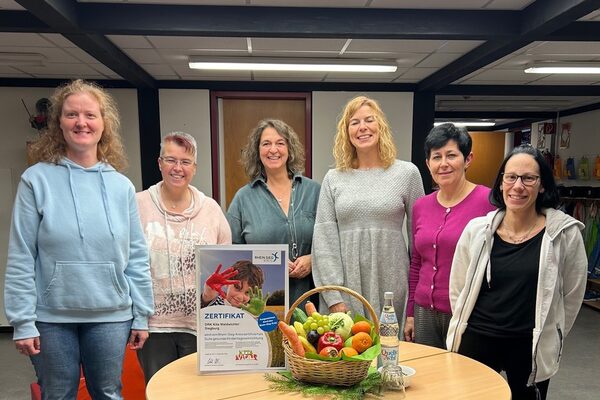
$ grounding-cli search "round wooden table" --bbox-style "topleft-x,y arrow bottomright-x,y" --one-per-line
147,341 -> 510,399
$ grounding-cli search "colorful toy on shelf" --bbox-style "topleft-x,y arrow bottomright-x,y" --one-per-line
553,154 -> 563,180
578,156 -> 590,180
566,157 -> 577,180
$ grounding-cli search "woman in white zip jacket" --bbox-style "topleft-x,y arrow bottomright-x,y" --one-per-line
446,145 -> 587,400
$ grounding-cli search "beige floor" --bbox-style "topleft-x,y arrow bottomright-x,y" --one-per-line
1,306 -> 599,400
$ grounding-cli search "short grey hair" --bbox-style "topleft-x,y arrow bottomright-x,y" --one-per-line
160,131 -> 197,161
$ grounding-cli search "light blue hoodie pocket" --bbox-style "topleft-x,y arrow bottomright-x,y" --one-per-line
43,261 -> 129,311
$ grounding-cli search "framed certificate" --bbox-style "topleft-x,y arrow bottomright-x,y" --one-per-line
196,244 -> 288,373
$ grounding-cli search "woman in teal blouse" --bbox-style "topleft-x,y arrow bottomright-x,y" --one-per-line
226,119 -> 320,306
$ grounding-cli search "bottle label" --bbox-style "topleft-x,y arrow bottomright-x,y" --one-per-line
380,324 -> 399,337
380,313 -> 398,324
381,345 -> 398,366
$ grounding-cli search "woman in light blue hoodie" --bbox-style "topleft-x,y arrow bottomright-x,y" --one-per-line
4,79 -> 154,399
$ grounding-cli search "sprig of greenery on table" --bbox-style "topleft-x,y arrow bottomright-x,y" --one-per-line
264,371 -> 383,400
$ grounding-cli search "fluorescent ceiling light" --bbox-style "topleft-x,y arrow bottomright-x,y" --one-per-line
0,52 -> 45,66
188,56 -> 397,73
524,63 -> 600,74
434,121 -> 496,127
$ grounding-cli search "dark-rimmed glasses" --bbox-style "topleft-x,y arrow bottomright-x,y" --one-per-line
501,173 -> 539,186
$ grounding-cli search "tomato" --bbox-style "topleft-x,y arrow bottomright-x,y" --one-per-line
319,346 -> 339,358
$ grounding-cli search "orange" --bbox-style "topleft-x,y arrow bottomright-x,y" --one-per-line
351,321 -> 371,335
340,347 -> 358,357
351,332 -> 373,354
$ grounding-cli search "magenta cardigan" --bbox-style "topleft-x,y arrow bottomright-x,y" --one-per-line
407,185 -> 495,317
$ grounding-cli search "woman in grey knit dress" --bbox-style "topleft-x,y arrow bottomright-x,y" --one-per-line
312,96 -> 424,321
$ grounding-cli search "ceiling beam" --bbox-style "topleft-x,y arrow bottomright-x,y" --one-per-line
560,101 -> 600,116
435,111 -> 556,119
439,85 -> 600,96
77,4 -> 518,40
545,21 -> 600,41
0,10 -> 51,33
15,0 -> 156,88
416,0 -> 600,92
495,118 -> 549,131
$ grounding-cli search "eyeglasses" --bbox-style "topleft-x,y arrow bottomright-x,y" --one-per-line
501,173 -> 540,186
160,157 -> 195,167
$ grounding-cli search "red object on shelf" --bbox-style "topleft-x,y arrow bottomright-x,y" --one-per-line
30,347 -> 145,400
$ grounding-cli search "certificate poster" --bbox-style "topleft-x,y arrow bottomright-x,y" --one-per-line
196,244 -> 288,373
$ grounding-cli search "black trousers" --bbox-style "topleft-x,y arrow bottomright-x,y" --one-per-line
458,328 -> 550,400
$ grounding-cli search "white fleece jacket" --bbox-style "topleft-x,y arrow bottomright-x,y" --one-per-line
446,208 -> 587,384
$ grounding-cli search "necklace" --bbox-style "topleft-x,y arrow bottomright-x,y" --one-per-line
267,180 -> 291,204
503,219 -> 538,244
162,186 -> 189,210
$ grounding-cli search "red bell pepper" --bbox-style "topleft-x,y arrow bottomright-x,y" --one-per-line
317,332 -> 344,353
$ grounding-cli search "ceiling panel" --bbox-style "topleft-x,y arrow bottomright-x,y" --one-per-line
107,35 -> 153,49
0,33 -> 54,47
18,62 -> 109,77
0,46 -> 79,63
0,0 -> 23,10
139,64 -> 178,76
463,68 -> 538,82
251,38 -> 346,52
147,36 -> 247,50
39,34 -> 77,48
121,48 -> 164,64
370,0 -> 533,9
62,47 -> 106,64
527,41 -> 600,55
252,0 -> 366,7
396,67 -> 439,81
346,39 -> 447,54
416,53 -> 465,68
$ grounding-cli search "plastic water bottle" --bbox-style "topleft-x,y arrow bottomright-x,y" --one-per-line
379,291 -> 400,367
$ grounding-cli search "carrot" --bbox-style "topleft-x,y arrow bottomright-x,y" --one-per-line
278,321 -> 305,357
305,300 -> 317,316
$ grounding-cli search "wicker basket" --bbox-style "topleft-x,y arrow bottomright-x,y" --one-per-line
282,285 -> 380,387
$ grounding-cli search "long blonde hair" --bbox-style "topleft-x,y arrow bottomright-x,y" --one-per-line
28,79 -> 128,171
333,96 -> 397,171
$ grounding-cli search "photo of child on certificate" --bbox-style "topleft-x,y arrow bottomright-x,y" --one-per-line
196,244 -> 288,373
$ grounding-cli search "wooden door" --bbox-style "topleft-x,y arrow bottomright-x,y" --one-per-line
467,131 -> 506,187
221,97 -> 308,209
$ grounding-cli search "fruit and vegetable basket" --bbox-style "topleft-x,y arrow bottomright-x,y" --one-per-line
279,285 -> 380,387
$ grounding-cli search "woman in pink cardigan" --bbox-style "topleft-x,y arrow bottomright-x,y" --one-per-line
404,123 -> 495,349
135,132 -> 231,382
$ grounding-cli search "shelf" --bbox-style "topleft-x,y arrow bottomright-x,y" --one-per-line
583,299 -> 600,311
588,278 -> 600,286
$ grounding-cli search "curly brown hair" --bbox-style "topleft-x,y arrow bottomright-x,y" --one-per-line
241,119 -> 305,180
333,96 -> 397,171
28,79 -> 128,171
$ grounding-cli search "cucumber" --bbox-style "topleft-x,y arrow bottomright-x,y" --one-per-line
292,307 -> 308,324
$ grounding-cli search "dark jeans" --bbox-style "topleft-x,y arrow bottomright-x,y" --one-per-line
458,328 -> 549,400
136,332 -> 197,384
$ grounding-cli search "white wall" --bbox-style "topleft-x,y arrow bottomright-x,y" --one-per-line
158,89 -> 212,196
0,86 -> 140,326
312,91 -> 415,183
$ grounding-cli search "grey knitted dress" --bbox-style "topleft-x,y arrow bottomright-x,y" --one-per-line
312,160 -> 424,321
